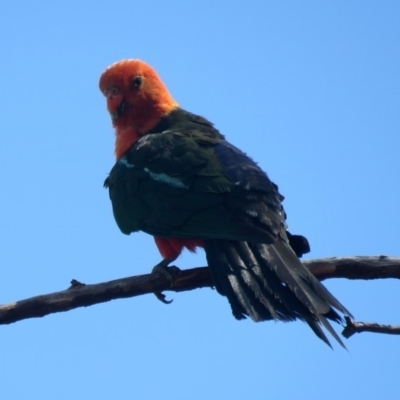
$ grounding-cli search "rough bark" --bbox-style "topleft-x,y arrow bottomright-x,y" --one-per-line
1,256 -> 399,338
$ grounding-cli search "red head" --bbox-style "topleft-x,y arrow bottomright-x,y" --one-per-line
99,59 -> 178,159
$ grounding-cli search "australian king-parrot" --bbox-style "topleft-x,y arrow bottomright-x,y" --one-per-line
99,59 -> 352,347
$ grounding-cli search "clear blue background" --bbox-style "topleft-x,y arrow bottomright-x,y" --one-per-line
1,1 -> 399,399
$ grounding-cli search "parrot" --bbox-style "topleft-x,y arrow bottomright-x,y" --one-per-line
99,59 -> 352,348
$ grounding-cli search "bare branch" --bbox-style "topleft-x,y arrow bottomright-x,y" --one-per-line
342,317 -> 400,338
0,267 -> 211,326
305,255 -> 400,280
0,256 -> 399,331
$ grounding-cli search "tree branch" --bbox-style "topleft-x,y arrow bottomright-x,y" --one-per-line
342,317 -> 400,338
305,255 -> 400,281
1,256 -> 399,338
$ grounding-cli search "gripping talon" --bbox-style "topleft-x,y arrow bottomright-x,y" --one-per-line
151,258 -> 181,304
154,291 -> 173,304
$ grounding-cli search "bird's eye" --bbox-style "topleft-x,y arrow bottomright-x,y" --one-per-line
133,76 -> 142,88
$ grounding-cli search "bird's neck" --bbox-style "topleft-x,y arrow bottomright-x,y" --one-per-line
113,103 -> 179,159
114,126 -> 140,160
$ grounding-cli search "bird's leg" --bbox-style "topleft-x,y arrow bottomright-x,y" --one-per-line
152,257 -> 181,304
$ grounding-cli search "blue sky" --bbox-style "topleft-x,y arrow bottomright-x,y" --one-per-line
1,1 -> 399,399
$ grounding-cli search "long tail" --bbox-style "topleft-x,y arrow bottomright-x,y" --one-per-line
204,239 -> 352,348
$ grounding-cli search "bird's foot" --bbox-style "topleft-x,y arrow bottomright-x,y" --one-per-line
152,258 -> 181,304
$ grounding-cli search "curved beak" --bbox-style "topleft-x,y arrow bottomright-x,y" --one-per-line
106,93 -> 124,121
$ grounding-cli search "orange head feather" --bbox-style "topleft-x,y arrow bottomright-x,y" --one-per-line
99,59 -> 179,159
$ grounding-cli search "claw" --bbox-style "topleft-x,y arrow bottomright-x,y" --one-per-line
151,258 -> 181,304
154,291 -> 174,304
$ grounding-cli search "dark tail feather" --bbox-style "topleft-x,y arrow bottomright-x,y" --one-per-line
204,239 -> 352,348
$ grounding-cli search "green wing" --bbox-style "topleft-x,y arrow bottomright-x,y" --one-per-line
105,128 -> 285,243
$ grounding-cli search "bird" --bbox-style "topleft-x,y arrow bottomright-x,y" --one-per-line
99,59 -> 352,348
